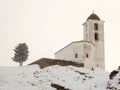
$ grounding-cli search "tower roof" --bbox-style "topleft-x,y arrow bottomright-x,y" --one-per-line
87,13 -> 100,20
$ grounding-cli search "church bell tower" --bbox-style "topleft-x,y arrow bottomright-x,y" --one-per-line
83,13 -> 105,69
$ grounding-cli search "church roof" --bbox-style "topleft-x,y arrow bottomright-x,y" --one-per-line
87,13 -> 100,20
55,40 -> 95,55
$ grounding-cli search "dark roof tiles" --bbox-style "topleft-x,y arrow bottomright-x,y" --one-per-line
87,13 -> 100,20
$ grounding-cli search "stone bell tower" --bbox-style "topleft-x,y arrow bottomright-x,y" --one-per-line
83,13 -> 105,69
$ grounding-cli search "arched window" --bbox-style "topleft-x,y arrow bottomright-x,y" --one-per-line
86,54 -> 89,58
95,33 -> 99,41
94,23 -> 98,30
75,53 -> 78,58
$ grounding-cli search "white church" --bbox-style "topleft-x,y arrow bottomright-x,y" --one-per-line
55,13 -> 105,70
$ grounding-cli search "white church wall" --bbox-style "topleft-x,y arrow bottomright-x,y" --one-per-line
72,42 -> 85,63
55,41 -> 95,67
85,20 -> 104,43
55,43 -> 74,61
83,42 -> 95,69
55,42 -> 85,63
83,19 -> 105,69
94,21 -> 105,69
87,20 -> 105,69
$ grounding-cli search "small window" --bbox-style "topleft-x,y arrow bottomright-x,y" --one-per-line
75,53 -> 78,58
94,23 -> 98,30
86,54 -> 89,58
95,33 -> 99,41
97,64 -> 99,67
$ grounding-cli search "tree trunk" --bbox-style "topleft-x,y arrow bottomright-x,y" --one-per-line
19,62 -> 23,66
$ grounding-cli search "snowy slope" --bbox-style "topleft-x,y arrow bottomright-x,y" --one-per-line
0,65 -> 109,90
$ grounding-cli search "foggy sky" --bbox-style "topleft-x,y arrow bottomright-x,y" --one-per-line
0,0 -> 120,71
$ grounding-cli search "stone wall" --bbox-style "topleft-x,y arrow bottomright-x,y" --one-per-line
29,58 -> 84,68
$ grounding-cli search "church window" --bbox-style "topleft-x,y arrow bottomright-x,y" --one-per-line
75,53 -> 78,58
86,54 -> 89,58
95,33 -> 99,41
94,23 -> 98,30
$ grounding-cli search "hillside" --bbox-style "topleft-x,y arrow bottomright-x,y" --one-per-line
0,65 -> 109,90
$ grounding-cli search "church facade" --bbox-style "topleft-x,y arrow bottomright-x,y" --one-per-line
55,13 -> 105,70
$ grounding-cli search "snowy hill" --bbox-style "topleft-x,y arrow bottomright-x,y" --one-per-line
0,65 -> 109,90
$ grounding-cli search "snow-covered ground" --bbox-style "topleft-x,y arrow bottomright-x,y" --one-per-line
0,65 -> 109,90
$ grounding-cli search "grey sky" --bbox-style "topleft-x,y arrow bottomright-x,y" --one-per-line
0,0 -> 120,71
